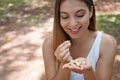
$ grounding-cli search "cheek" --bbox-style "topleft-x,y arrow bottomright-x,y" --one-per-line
84,19 -> 90,27
81,17 -> 90,28
60,19 -> 68,28
60,20 -> 69,33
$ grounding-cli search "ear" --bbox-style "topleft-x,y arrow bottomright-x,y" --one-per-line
89,6 -> 93,19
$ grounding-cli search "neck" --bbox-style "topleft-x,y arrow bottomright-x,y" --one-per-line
70,31 -> 95,46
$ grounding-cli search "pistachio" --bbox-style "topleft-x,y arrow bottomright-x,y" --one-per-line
69,59 -> 86,67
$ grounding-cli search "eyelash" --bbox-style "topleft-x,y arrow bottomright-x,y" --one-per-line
77,15 -> 84,18
61,14 -> 84,19
61,16 -> 68,19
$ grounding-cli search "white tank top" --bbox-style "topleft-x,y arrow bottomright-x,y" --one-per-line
70,31 -> 103,80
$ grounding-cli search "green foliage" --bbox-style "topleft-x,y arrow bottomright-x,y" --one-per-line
96,14 -> 120,43
96,14 -> 120,32
0,0 -> 25,17
0,0 -> 52,22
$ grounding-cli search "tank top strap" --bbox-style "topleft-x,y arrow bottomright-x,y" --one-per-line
87,31 -> 103,71
94,31 -> 103,63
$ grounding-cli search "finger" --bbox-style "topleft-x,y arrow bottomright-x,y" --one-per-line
68,56 -> 73,62
59,41 -> 70,48
55,55 -> 62,61
62,61 -> 77,69
55,48 -> 70,62
62,63 -> 71,69
62,62 -> 85,73
54,51 -> 63,61
62,51 -> 73,62
55,41 -> 70,56
59,41 -> 71,50
59,48 -> 69,60
62,63 -> 82,73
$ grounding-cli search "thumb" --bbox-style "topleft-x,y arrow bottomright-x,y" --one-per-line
67,56 -> 73,62
62,63 -> 70,69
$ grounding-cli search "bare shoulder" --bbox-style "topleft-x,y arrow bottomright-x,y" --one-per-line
42,35 -> 55,66
101,33 -> 117,48
42,35 -> 53,55
100,33 -> 117,56
43,35 -> 53,50
42,34 -> 54,62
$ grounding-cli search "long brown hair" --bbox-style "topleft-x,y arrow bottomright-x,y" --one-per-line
53,0 -> 96,52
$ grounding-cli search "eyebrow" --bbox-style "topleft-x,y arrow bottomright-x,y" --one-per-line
60,9 -> 85,14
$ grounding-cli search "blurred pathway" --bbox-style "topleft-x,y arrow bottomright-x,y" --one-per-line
0,18 -> 53,80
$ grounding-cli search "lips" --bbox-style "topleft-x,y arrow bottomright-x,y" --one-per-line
69,27 -> 81,34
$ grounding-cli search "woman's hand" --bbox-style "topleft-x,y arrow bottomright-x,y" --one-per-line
62,57 -> 92,74
54,41 -> 73,63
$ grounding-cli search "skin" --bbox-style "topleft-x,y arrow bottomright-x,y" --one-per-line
43,0 -> 117,80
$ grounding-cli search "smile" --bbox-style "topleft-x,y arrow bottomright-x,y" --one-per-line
69,27 -> 81,34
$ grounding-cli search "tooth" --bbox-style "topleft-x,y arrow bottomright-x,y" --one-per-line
71,28 -> 78,31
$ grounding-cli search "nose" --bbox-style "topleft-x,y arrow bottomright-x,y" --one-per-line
69,17 -> 78,28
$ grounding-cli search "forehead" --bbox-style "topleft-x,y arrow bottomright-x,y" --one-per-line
60,0 -> 88,12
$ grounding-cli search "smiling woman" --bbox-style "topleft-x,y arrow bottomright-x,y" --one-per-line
42,0 -> 117,80
60,0 -> 94,39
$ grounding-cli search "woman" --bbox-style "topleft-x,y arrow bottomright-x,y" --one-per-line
42,0 -> 117,80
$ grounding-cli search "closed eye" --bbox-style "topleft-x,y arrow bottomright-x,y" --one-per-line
77,15 -> 84,18
76,9 -> 85,18
60,12 -> 69,20
61,16 -> 69,19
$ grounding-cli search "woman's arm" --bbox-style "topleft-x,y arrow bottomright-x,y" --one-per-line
42,37 -> 71,80
62,34 -> 117,80
84,34 -> 117,80
83,67 -> 96,80
95,34 -> 117,80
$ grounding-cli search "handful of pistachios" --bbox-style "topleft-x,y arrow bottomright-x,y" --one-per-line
69,59 -> 86,67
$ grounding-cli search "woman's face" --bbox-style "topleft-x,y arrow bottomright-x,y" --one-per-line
60,0 -> 93,39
